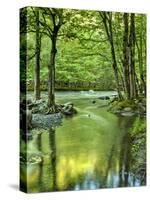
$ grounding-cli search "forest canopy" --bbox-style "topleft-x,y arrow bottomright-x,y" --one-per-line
20,7 -> 146,103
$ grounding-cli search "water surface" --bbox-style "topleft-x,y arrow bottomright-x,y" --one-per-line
21,91 -> 143,192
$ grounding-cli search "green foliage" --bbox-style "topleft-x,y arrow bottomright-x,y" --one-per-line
130,117 -> 146,138
130,117 -> 146,184
25,7 -> 146,92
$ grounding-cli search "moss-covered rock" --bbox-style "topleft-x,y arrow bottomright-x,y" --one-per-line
108,98 -> 146,116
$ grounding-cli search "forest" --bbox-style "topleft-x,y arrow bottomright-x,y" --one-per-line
20,7 -> 146,193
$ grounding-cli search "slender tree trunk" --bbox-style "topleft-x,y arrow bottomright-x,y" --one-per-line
34,8 -> 41,100
135,72 -> 141,95
100,12 -> 122,99
110,41 -> 122,99
47,35 -> 57,110
139,15 -> 146,96
44,9 -> 63,113
129,14 -> 137,99
109,14 -> 122,99
123,13 -> 130,99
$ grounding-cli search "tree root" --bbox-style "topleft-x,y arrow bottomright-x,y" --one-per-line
45,105 -> 59,114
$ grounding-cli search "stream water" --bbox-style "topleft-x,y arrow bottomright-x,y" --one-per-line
20,91 -> 144,192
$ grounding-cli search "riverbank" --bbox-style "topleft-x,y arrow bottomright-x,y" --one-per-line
108,98 -> 146,117
26,91 -> 146,131
130,117 -> 146,185
27,80 -> 116,91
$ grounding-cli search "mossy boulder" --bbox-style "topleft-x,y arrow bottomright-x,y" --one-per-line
108,98 -> 146,116
108,99 -> 138,115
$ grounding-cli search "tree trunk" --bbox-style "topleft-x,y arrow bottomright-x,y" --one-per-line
139,15 -> 146,96
47,35 -> 57,110
44,9 -> 63,113
100,12 -> 122,99
34,8 -> 41,100
110,41 -> 122,99
123,13 -> 130,99
129,14 -> 137,99
107,13 -> 122,99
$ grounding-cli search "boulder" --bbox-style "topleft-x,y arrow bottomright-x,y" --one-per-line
98,96 -> 110,100
123,107 -> 132,112
62,102 -> 77,116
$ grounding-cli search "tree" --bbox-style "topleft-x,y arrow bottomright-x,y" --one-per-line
99,12 -> 122,99
135,15 -> 146,96
26,8 -> 146,101
123,13 -> 137,100
39,8 -> 63,113
129,13 -> 137,99
34,8 -> 41,100
123,13 -> 130,99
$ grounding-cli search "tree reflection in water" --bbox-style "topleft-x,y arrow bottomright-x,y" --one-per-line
26,110 -> 144,192
37,133 -> 43,191
118,116 -> 135,187
37,127 -> 57,192
49,126 -> 57,191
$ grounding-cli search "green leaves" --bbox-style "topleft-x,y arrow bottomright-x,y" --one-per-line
25,7 -> 146,92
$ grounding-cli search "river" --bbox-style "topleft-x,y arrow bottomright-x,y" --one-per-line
20,91 -> 144,193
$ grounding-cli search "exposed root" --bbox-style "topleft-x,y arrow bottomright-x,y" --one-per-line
45,105 -> 59,114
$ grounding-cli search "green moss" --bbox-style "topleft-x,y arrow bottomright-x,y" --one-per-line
111,99 -> 137,110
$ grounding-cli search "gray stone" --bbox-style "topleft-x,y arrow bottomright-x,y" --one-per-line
121,112 -> 135,117
62,102 -> 77,116
32,113 -> 63,129
123,107 -> 132,112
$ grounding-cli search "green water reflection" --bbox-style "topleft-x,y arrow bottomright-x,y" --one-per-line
20,92 -> 145,192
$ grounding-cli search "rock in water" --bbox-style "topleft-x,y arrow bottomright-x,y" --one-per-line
62,102 -> 77,116
63,102 -> 74,107
123,107 -> 132,112
98,96 -> 110,100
